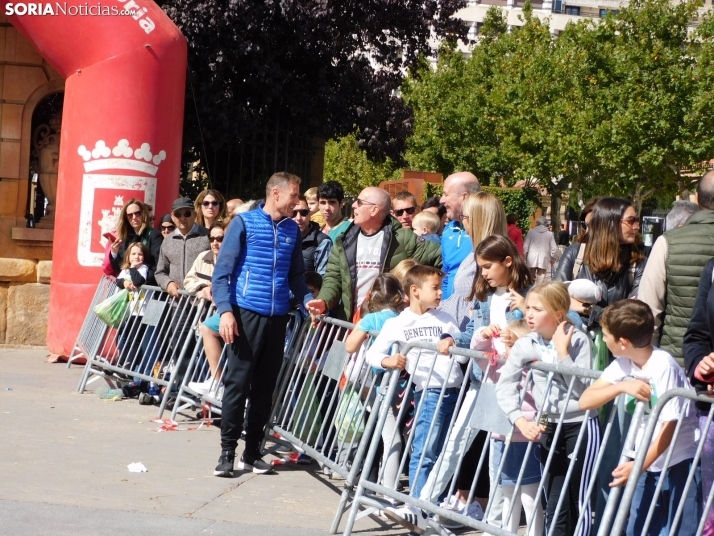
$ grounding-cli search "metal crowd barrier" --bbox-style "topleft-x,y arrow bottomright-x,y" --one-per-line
260,315 -> 389,534
339,340 -> 635,536
67,275 -> 118,368
77,284 -> 208,417
169,308 -> 304,421
604,388 -> 714,536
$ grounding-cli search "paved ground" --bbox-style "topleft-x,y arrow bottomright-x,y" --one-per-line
0,348 -> 414,536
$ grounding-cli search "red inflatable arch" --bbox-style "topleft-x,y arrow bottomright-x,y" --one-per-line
3,1 -> 187,355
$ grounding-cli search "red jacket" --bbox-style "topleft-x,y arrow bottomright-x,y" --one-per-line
507,223 -> 524,255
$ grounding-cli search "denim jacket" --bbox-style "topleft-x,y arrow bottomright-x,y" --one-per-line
453,288 -> 529,349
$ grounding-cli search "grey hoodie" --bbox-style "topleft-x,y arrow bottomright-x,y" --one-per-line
496,331 -> 592,424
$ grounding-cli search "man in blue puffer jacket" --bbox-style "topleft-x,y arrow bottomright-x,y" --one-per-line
211,172 -> 311,477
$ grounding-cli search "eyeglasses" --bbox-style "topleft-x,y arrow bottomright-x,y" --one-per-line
292,209 -> 310,218
355,198 -> 377,207
622,217 -> 640,228
202,201 -> 221,208
126,211 -> 142,219
161,225 -> 176,232
394,207 -> 417,217
173,210 -> 193,218
209,235 -> 224,243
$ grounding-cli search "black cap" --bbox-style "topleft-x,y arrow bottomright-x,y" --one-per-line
160,213 -> 173,224
171,197 -> 194,212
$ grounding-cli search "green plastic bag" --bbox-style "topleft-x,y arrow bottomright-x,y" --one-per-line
592,326 -> 610,423
94,289 -> 130,328
294,373 -> 323,444
335,387 -> 366,443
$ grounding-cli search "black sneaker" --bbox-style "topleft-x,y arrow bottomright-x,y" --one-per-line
237,450 -> 273,474
214,451 -> 235,477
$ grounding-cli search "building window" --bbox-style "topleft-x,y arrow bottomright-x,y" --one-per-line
599,8 -> 618,17
565,5 -> 580,15
552,0 -> 563,13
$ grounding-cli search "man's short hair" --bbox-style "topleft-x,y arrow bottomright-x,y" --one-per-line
393,191 -> 418,206
304,271 -> 322,291
318,181 -> 344,203
601,299 -> 654,348
412,211 -> 441,235
265,172 -> 301,196
463,181 -> 482,195
666,200 -> 699,229
536,216 -> 548,227
422,196 -> 446,218
506,213 -> 518,225
403,265 -> 444,298
698,170 -> 714,210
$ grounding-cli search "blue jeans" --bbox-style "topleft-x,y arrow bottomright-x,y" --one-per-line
409,387 -> 459,498
627,458 -> 702,536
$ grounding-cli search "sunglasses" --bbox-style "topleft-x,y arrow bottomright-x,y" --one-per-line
202,201 -> 221,207
209,235 -> 224,243
292,209 -> 310,218
622,216 -> 640,228
394,206 -> 417,217
126,211 -> 142,219
173,210 -> 193,218
355,198 -> 377,207
161,225 -> 176,232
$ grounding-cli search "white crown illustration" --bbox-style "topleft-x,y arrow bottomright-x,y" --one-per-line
77,139 -> 166,176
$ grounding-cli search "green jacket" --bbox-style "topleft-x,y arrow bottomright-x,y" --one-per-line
318,216 -> 443,320
660,210 -> 714,359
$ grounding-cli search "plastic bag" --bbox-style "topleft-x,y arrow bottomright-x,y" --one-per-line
94,289 -> 130,328
592,326 -> 611,423
294,373 -> 323,444
335,387 -> 366,443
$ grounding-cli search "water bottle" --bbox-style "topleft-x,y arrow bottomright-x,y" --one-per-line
96,385 -> 124,400
148,382 -> 159,397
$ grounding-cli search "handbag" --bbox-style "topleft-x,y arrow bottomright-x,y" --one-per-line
94,289 -> 130,328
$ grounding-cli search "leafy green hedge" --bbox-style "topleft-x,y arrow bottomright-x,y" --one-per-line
424,183 -> 539,234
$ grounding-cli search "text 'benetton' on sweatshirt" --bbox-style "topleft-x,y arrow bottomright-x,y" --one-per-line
366,308 -> 463,392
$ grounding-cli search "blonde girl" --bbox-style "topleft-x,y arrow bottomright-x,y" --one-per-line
496,282 -> 599,536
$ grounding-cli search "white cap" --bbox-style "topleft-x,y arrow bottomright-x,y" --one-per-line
565,279 -> 602,304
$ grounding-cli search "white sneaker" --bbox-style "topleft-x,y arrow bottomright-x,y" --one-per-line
384,504 -> 428,534
208,382 -> 223,401
435,495 -> 484,529
188,377 -> 214,395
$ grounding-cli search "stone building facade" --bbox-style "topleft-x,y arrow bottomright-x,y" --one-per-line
0,14 -> 64,346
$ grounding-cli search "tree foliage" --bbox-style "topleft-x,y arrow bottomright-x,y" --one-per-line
401,0 -> 713,216
323,135 -> 401,196
160,0 -> 467,165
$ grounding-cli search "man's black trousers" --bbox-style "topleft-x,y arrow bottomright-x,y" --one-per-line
220,305 -> 289,452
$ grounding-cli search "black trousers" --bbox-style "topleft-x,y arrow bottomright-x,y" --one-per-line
540,418 -> 600,536
220,305 -> 289,452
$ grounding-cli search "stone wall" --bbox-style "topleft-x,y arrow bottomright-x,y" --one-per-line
0,259 -> 51,346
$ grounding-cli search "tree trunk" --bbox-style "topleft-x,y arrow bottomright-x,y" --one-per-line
550,191 -> 561,239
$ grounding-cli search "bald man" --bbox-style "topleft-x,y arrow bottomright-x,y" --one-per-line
307,186 -> 442,321
226,198 -> 243,215
439,172 -> 481,298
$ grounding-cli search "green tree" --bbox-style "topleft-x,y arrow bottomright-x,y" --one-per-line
323,135 -> 401,196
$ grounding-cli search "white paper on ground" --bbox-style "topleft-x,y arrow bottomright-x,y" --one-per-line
127,462 -> 148,473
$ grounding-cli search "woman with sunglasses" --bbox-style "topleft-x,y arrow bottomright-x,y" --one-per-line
109,199 -> 163,284
159,214 -> 176,238
195,189 -> 229,229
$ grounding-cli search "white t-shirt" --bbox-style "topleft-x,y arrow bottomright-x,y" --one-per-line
366,309 -> 463,391
354,230 -> 384,312
490,287 -> 510,355
600,348 -> 699,473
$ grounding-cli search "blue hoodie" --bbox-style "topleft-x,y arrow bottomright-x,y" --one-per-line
441,220 -> 473,298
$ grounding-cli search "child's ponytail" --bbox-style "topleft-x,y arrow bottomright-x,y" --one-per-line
366,274 -> 405,314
